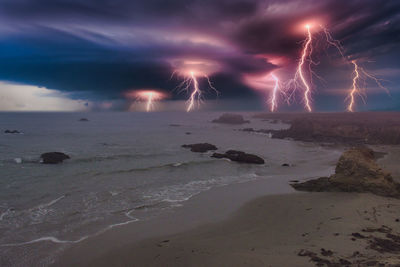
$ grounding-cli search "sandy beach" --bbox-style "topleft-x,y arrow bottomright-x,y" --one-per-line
59,192 -> 400,266
53,145 -> 400,267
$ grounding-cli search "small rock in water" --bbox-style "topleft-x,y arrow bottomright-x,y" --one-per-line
40,152 -> 70,164
282,163 -> 290,167
79,118 -> 89,121
212,150 -> 264,164
182,143 -> 217,153
14,158 -> 22,164
4,130 -> 21,134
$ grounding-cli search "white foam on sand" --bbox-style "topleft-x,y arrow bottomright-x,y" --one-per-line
1,236 -> 89,246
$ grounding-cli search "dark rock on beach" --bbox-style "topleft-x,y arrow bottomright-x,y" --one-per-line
4,130 -> 21,134
212,150 -> 264,164
40,152 -> 70,164
292,147 -> 400,198
182,143 -> 217,153
212,114 -> 249,125
241,128 -> 255,132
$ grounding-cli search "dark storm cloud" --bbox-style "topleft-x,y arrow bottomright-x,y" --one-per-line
233,0 -> 400,58
0,0 -> 399,108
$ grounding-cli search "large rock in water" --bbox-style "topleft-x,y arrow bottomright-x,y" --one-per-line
182,143 -> 217,153
292,147 -> 400,197
212,150 -> 264,164
212,114 -> 249,125
40,152 -> 70,164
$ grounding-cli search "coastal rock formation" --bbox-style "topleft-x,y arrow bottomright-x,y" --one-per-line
259,112 -> 400,145
292,147 -> 400,197
182,143 -> 217,153
4,130 -> 21,134
212,114 -> 249,125
40,152 -> 70,164
212,150 -> 264,164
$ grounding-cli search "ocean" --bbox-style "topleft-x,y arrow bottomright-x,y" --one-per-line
0,112 -> 341,266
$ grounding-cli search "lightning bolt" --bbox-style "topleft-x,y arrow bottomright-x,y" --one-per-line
270,73 -> 280,112
187,71 -> 201,112
174,71 -> 219,112
146,92 -> 154,112
295,24 -> 313,112
347,60 -> 360,112
346,60 -> 389,112
321,26 -> 345,59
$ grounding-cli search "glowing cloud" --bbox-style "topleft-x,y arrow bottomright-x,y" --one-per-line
125,90 -> 168,112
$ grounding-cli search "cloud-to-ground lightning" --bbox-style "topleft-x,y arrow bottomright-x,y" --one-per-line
347,60 -> 360,112
345,60 -> 389,112
187,71 -> 200,112
242,72 -> 286,112
124,90 -> 168,112
288,24 -> 314,112
172,60 -> 219,112
269,73 -> 280,112
285,23 -> 390,113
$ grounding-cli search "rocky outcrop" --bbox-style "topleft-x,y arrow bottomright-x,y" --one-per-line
182,143 -> 217,153
212,150 -> 264,164
292,147 -> 400,197
79,118 -> 89,121
212,114 -> 249,125
264,112 -> 400,145
40,152 -> 70,164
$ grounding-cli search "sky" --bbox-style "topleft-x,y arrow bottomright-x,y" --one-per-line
0,0 -> 399,111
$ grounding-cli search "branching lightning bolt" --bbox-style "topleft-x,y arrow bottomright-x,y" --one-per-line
320,26 -> 389,112
345,60 -> 389,112
291,24 -> 313,112
174,71 -> 219,112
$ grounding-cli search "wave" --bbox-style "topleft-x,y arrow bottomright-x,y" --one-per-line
71,152 -> 171,164
1,217 -> 139,247
93,159 -> 218,176
144,173 -> 259,204
0,172 -> 259,248
1,152 -> 173,165
0,208 -> 12,221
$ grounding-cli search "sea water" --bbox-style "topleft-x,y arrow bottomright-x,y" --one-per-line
0,112 -> 340,266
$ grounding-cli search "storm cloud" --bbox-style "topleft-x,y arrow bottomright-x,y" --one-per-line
0,0 -> 399,110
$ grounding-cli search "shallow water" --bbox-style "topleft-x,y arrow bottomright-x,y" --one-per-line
0,112 -> 341,266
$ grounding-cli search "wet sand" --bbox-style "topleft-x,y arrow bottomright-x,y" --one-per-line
66,192 -> 400,266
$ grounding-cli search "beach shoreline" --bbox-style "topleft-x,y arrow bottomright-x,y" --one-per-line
57,191 -> 400,267
53,145 -> 400,267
